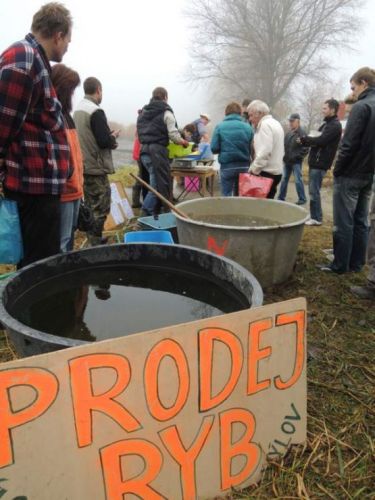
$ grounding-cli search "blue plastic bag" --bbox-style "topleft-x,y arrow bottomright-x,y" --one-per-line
0,198 -> 23,264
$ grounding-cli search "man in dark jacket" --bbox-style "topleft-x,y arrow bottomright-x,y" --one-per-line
300,99 -> 342,225
278,113 -> 308,205
320,67 -> 375,273
137,87 -> 188,216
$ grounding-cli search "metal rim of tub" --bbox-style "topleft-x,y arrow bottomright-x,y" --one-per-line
0,243 -> 263,349
175,197 -> 310,230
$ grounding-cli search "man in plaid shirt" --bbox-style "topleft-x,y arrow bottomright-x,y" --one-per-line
0,3 -> 73,267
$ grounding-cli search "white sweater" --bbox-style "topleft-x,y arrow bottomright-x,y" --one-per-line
249,114 -> 284,175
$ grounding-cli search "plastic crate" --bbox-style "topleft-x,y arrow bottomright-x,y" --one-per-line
138,213 -> 178,243
124,230 -> 174,244
184,176 -> 200,192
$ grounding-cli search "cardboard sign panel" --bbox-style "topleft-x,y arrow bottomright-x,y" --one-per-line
0,298 -> 306,500
104,181 -> 134,231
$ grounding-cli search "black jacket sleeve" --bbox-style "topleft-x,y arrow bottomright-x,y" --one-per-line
297,128 -> 309,159
334,104 -> 369,176
301,121 -> 341,147
90,109 -> 117,149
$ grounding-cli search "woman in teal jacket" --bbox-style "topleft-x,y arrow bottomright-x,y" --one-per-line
211,102 -> 253,196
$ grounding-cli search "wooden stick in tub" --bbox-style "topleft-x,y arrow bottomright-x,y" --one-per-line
130,173 -> 191,220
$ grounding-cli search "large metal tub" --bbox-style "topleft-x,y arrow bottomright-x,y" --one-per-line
175,197 -> 309,287
0,243 -> 263,357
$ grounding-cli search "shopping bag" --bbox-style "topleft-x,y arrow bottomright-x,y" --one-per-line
239,173 -> 273,198
77,200 -> 95,232
0,198 -> 23,264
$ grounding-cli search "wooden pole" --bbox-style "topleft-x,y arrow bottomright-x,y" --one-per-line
130,173 -> 191,220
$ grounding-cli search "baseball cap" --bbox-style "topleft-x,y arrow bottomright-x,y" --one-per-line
200,113 -> 210,121
288,113 -> 300,121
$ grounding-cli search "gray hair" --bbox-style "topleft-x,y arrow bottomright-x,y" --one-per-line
247,100 -> 270,115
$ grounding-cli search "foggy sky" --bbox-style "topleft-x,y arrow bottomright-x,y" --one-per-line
1,0 -> 375,126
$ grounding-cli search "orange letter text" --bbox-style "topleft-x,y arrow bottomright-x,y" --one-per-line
101,439 -> 164,500
220,408 -> 260,490
0,368 -> 58,467
69,354 -> 140,447
274,310 -> 305,390
160,415 -> 214,500
144,339 -> 190,421
199,328 -> 243,411
247,318 -> 273,395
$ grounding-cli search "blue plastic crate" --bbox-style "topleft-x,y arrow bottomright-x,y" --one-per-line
124,230 -> 174,244
138,213 -> 178,242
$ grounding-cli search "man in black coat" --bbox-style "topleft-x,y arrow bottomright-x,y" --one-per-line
299,99 -> 342,225
320,67 -> 375,273
278,113 -> 308,205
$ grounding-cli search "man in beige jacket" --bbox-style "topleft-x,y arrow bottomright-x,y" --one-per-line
247,100 -> 284,198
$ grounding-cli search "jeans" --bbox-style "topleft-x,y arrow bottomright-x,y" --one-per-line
308,169 -> 326,222
368,193 -> 375,285
220,166 -> 248,196
141,153 -> 158,215
278,163 -> 306,203
332,174 -> 373,273
60,199 -> 80,252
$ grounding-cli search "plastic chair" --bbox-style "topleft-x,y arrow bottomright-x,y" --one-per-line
124,230 -> 174,244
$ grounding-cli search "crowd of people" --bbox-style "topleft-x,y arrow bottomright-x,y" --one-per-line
0,3 -> 374,300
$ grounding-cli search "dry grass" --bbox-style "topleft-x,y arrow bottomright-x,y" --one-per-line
0,180 -> 374,498
108,163 -> 138,185
236,224 -> 375,499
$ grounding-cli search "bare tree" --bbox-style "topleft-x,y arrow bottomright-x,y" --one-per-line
294,77 -> 345,132
186,0 -> 363,108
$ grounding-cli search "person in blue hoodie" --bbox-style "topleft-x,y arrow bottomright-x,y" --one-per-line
211,102 -> 253,196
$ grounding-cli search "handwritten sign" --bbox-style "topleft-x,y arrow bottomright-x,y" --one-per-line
0,299 -> 306,499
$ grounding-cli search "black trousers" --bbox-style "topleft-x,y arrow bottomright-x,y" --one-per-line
259,171 -> 282,199
5,189 -> 61,268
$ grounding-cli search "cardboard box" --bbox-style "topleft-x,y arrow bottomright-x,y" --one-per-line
104,181 -> 134,230
0,298 -> 307,499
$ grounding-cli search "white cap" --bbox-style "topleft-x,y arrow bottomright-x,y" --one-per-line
200,112 -> 210,121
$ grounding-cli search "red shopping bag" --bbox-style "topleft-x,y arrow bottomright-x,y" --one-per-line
239,173 -> 273,198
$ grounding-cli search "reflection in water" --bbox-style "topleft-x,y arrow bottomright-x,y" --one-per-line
26,285 -> 96,342
93,284 -> 111,301
14,266 -> 247,342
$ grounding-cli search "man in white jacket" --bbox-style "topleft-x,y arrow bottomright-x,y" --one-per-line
247,100 -> 284,198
